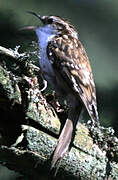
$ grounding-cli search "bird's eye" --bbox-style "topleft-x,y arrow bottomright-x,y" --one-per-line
47,18 -> 53,24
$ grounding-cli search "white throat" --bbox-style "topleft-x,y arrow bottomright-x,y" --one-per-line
35,26 -> 56,82
36,26 -> 56,48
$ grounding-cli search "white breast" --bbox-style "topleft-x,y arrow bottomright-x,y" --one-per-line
35,26 -> 55,80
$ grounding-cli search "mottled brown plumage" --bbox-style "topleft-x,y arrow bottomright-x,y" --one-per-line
47,33 -> 98,123
28,12 -> 99,170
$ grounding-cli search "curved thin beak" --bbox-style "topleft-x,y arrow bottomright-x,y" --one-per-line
27,11 -> 43,22
20,11 -> 44,32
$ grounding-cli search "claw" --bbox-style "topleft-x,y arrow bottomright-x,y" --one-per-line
40,79 -> 47,92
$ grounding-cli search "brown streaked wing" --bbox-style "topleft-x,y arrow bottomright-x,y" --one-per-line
47,37 -> 98,121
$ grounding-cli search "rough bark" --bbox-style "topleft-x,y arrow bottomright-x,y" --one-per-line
0,45 -> 118,180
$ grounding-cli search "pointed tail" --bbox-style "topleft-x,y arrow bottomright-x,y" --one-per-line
51,118 -> 73,168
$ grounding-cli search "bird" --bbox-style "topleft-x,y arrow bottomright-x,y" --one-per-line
27,11 -> 99,169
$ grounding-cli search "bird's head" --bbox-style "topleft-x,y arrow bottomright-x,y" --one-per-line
27,11 -> 78,38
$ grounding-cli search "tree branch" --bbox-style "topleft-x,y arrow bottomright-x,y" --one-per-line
0,46 -> 118,180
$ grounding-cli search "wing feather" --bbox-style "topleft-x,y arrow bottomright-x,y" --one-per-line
47,36 -> 99,122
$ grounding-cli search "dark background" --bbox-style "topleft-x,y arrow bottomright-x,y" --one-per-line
0,0 -> 118,179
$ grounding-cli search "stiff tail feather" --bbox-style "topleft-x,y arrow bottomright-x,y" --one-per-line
51,118 -> 73,168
